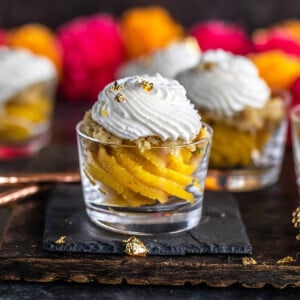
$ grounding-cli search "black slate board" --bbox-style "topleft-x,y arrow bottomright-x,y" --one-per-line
43,184 -> 252,255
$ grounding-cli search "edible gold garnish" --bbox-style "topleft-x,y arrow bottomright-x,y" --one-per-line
55,236 -> 66,245
101,109 -> 108,117
123,236 -> 148,256
277,256 -> 296,264
109,81 -> 122,92
140,80 -> 153,92
242,257 -> 257,266
292,207 -> 300,240
115,93 -> 126,102
199,61 -> 217,71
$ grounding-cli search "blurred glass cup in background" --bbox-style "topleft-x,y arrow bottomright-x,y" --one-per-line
291,104 -> 300,193
0,47 -> 57,159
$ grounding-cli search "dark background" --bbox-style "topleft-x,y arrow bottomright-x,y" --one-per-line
1,0 -> 300,32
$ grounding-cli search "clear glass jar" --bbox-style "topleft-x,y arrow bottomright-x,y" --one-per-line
76,121 -> 213,235
203,92 -> 291,191
0,80 -> 56,159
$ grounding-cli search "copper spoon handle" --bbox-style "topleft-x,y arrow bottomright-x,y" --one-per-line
0,184 -> 51,207
0,171 -> 81,186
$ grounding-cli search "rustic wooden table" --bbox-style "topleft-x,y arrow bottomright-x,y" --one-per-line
0,102 -> 300,298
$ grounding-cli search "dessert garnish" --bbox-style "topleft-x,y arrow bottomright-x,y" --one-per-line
140,80 -> 153,92
276,256 -> 296,264
123,236 -> 148,256
292,207 -> 300,240
55,236 -> 66,245
198,61 -> 217,70
114,93 -> 126,102
242,257 -> 257,265
109,81 -> 122,92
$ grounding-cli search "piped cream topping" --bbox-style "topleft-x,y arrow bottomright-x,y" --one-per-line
116,38 -> 201,79
176,49 -> 271,117
91,74 -> 202,141
0,47 -> 57,104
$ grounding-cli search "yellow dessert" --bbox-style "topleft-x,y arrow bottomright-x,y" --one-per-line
78,74 -> 212,207
176,50 -> 286,169
0,48 -> 57,146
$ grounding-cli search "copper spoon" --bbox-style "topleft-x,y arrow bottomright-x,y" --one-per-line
0,171 -> 81,186
0,184 -> 51,207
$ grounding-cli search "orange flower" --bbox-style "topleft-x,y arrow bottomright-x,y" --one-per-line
6,23 -> 62,75
121,6 -> 183,58
250,50 -> 300,90
276,19 -> 300,42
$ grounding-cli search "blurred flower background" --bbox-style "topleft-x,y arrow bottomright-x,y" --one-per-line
2,0 -> 300,143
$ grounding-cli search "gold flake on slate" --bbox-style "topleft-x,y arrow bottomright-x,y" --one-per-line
276,256 -> 296,264
109,81 -> 122,92
199,61 -> 217,71
115,93 -> 126,102
242,257 -> 257,266
140,80 -> 153,92
55,236 -> 66,245
123,236 -> 148,256
292,207 -> 300,240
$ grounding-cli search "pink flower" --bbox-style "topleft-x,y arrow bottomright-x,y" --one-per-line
0,29 -> 6,45
253,28 -> 300,57
189,20 -> 252,55
58,14 -> 125,102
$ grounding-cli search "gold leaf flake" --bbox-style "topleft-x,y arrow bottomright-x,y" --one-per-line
199,61 -> 217,71
140,80 -> 153,92
114,93 -> 126,102
123,236 -> 148,256
55,236 -> 66,245
101,109 -> 108,117
277,256 -> 296,264
242,257 -> 257,266
109,81 -> 122,92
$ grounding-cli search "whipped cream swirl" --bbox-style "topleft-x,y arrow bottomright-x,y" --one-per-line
176,49 -> 271,117
0,47 -> 57,104
91,74 -> 202,141
117,38 -> 200,79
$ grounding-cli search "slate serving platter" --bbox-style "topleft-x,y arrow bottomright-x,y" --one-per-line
43,184 -> 252,255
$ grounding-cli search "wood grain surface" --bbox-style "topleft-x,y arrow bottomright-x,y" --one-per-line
0,146 -> 299,288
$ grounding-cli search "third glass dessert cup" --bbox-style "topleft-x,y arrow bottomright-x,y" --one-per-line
177,49 -> 290,192
205,91 -> 290,191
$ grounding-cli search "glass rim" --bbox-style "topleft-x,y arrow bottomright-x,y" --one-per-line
76,120 -> 213,149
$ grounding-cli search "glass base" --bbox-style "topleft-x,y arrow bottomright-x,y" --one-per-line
85,200 -> 203,235
0,130 -> 51,160
206,165 -> 281,192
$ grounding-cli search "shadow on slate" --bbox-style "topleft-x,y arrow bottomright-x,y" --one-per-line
43,184 -> 252,255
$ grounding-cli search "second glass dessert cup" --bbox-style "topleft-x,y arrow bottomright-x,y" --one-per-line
77,121 -> 212,235
205,92 -> 291,192
0,80 -> 56,159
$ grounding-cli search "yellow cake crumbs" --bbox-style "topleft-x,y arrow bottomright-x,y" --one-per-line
123,236 -> 148,256
242,257 -> 257,266
276,256 -> 296,264
55,236 -> 66,245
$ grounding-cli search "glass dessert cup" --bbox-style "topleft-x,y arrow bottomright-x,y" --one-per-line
76,121 -> 212,235
0,80 -> 56,159
204,92 -> 290,192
